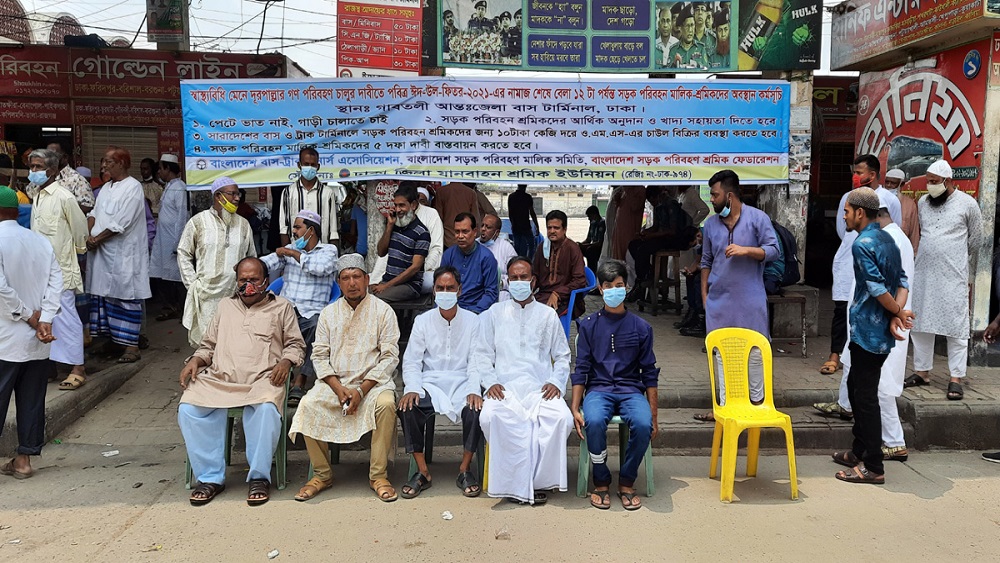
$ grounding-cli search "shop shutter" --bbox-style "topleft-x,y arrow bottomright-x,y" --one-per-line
81,126 -> 159,174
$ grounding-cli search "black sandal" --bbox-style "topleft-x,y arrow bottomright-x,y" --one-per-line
589,489 -> 611,510
190,482 -> 225,506
456,471 -> 481,497
947,381 -> 964,401
401,472 -> 431,499
617,490 -> 641,510
831,451 -> 860,468
507,492 -> 548,505
247,478 -> 270,506
903,373 -> 930,388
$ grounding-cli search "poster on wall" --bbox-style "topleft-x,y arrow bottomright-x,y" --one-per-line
855,39 -> 987,199
146,0 -> 187,43
337,0 -> 423,77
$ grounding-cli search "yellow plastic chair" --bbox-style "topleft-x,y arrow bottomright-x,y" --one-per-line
705,328 -> 797,503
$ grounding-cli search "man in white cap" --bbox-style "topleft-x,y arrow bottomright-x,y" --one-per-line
149,154 -> 190,321
261,209 -> 339,407
412,182 -> 444,293
904,159 -> 983,400
884,168 -> 920,253
177,176 -> 256,348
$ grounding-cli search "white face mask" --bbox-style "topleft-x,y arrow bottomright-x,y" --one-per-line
434,291 -> 458,311
926,182 -> 947,198
508,280 -> 533,301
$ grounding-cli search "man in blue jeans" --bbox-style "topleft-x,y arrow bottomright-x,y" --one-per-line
570,259 -> 659,510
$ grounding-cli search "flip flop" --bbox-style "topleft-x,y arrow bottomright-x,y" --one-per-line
617,490 -> 641,510
693,412 -> 715,422
903,374 -> 930,388
947,381 -> 964,401
0,459 -> 33,480
190,482 -> 225,505
507,492 -> 548,505
401,472 -> 431,499
117,352 -> 141,364
58,373 -> 86,391
589,489 -> 611,510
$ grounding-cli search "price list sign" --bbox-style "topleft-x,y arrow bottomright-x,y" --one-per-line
337,0 -> 423,77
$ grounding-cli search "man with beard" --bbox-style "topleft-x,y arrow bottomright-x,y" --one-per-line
705,8 -> 730,69
904,160 -> 982,401
667,5 -> 707,69
371,184 -> 430,303
883,168 -> 920,253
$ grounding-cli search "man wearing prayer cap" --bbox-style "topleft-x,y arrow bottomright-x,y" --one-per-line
905,159 -> 983,400
883,168 -> 919,253
176,176 -> 256,347
149,153 -> 190,321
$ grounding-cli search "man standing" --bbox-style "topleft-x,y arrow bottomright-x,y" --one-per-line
398,267 -> 483,498
579,206 -> 606,273
695,170 -> 779,420
905,160 -> 982,400
678,185 -> 709,226
883,168 -> 920,254
25,141 -> 94,214
692,2 -> 716,53
149,154 -> 189,321
28,149 -> 89,390
474,257 -> 573,505
139,157 -> 164,217
705,8 -> 731,69
655,3 -> 678,66
179,257 -> 305,506
833,187 -> 911,485
86,147 -> 151,364
480,213 -> 518,300
667,6 -> 706,68
434,182 -> 479,248
441,213 -> 498,313
261,210 -> 339,406
372,184 -> 431,303
508,184 -> 539,258
278,147 -> 343,247
177,176 -> 256,348
571,260 -> 658,510
533,210 -> 588,319
290,254 -> 400,503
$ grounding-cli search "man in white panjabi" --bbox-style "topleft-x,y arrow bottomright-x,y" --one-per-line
148,153 -> 189,321
176,176 -> 256,348
289,254 -> 401,503
480,213 -> 517,301
474,257 -> 573,505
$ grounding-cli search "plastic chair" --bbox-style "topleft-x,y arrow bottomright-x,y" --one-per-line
560,267 -> 596,338
576,414 -> 654,498
705,328 -> 797,503
267,277 -> 341,303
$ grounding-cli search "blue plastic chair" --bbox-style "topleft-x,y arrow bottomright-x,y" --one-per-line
560,267 -> 596,338
267,277 -> 341,303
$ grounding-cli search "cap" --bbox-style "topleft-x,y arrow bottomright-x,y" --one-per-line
76,166 -> 92,178
296,209 -> 322,225
443,9 -> 453,16
847,187 -> 880,211
676,4 -> 694,23
211,176 -> 237,193
713,7 -> 730,27
926,159 -> 952,179
514,8 -> 521,16
474,0 -> 487,8
417,187 -> 431,201
885,168 -> 905,180
160,153 -> 179,164
0,186 -> 19,208
338,253 -> 366,274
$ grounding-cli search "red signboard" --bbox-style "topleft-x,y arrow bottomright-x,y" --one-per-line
855,39 -> 988,198
0,99 -> 71,125
337,0 -> 422,77
831,0 -> 982,69
0,49 -> 70,98
74,101 -> 183,128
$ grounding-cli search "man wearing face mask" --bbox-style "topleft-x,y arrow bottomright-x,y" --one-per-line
884,168 -> 920,254
397,266 -> 484,499
571,259 -> 658,510
371,184 -> 430,303
177,177 -> 257,348
473,257 -> 573,505
441,212 -> 498,314
261,210 -> 339,407
480,213 -> 518,301
278,147 -> 344,248
905,160 -> 983,401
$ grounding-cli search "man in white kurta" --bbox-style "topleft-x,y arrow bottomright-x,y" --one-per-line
474,257 -> 573,505
177,176 -> 256,348
481,213 -> 518,301
907,160 -> 983,399
289,254 -> 401,502
398,267 -> 483,498
28,149 -> 90,389
148,154 -> 189,320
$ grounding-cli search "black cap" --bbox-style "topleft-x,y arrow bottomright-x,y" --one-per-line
443,9 -> 453,17
713,7 -> 730,27
475,0 -> 487,8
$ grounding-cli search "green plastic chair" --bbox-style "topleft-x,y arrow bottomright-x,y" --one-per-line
576,414 -> 655,498
185,377 -> 291,490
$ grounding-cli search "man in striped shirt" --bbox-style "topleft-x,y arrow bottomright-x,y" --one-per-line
371,183 -> 430,303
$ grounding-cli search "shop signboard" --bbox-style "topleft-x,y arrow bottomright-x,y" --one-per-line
337,0 -> 423,77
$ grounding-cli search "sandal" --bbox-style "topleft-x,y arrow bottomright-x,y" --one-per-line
589,489 -> 611,510
294,477 -> 333,501
370,478 -> 398,502
117,351 -> 141,364
58,373 -> 86,391
286,386 -> 305,408
507,492 -> 548,505
831,451 -> 860,468
835,464 -> 884,484
617,490 -> 641,510
947,381 -> 964,401
903,373 -> 930,388
882,445 -> 909,462
401,472 -> 431,499
819,360 -> 840,375
190,482 -> 225,505
456,471 -> 481,498
247,478 -> 270,506
693,412 -> 715,422
0,459 -> 33,480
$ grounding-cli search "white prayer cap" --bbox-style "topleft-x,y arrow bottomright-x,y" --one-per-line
338,253 -> 366,275
211,176 -> 237,193
417,187 -> 431,201
76,166 -> 92,178
159,153 -> 179,164
885,168 -> 905,180
296,209 -> 322,225
926,160 -> 952,179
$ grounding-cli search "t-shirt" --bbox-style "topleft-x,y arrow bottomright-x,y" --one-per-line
507,190 -> 535,235
382,217 -> 430,292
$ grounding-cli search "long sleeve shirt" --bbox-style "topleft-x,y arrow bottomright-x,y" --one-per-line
86,177 -> 151,301
31,182 -> 88,293
850,222 -> 907,355
402,307 -> 480,422
571,309 -> 659,394
473,299 -> 570,392
0,221 -> 63,362
415,203 -> 444,270
261,243 -> 339,318
533,238 -> 587,318
441,242 -> 499,314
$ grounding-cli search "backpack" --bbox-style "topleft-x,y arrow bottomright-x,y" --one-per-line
771,220 -> 800,287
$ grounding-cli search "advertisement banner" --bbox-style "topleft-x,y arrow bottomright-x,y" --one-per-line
831,0 -> 983,70
337,0 -> 423,77
146,0 -> 187,43
0,48 -> 71,99
180,77 -> 790,188
855,39 -> 987,198
737,0 -> 820,71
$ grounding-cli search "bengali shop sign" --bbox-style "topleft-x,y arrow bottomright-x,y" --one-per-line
855,39 -> 987,198
831,0 -> 983,69
180,77 -> 790,188
337,0 -> 423,77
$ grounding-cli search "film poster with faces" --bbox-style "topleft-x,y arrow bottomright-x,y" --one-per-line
437,0 -> 820,72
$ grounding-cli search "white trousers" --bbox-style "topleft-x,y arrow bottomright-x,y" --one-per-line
50,289 -> 84,366
178,402 -> 281,485
480,394 -> 572,504
911,331 -> 968,379
837,374 -> 906,448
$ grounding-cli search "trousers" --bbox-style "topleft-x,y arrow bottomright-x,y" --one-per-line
847,342 -> 887,475
399,394 -> 481,454
178,401 -> 282,485
581,391 -> 652,488
911,331 -> 968,379
304,389 -> 396,482
831,301 -> 848,355
0,359 -> 51,456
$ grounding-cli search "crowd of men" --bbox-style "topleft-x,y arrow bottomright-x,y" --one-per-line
656,1 -> 732,70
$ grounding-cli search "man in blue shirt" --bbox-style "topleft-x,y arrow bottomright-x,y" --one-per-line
833,187 -> 912,485
441,212 -> 498,313
570,259 -> 658,510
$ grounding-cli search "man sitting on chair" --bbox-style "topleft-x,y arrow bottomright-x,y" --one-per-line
178,257 -> 306,506
441,212 -> 498,313
570,259 -> 659,510
533,210 -> 588,319
398,266 -> 483,499
474,257 -> 573,505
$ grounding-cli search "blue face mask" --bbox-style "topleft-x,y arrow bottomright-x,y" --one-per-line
293,236 -> 308,250
300,166 -> 318,181
602,287 -> 627,308
28,170 -> 48,185
435,291 -> 458,310
508,280 -> 533,301
719,194 -> 732,218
